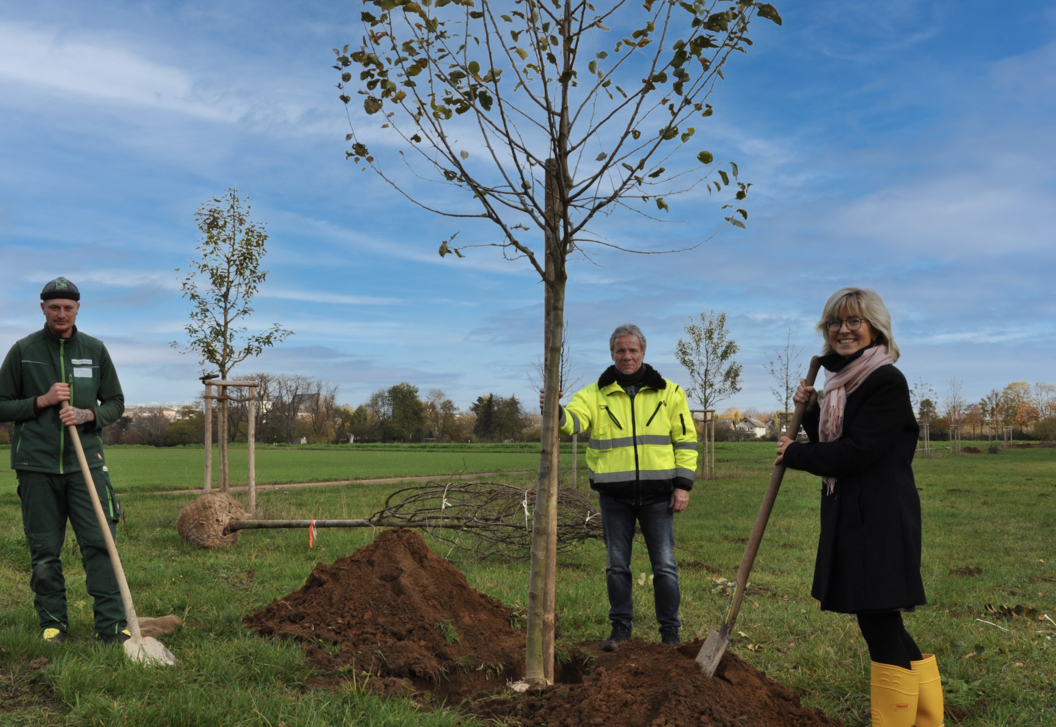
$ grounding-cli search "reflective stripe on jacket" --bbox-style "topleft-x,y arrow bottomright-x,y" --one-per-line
558,367 -> 697,501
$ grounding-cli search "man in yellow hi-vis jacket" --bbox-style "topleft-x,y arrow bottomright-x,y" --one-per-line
541,324 -> 697,651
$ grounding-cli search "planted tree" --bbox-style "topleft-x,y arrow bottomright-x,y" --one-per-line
909,377 -> 936,416
918,398 -> 938,448
676,307 -> 741,477
173,189 -> 293,489
675,307 -> 742,412
763,326 -> 802,431
942,378 -> 966,430
979,389 -> 1002,445
173,190 -> 293,383
334,0 -> 781,683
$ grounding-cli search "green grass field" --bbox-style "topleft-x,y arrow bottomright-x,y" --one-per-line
0,442 -> 588,494
0,443 -> 1053,726
0,441 -> 781,494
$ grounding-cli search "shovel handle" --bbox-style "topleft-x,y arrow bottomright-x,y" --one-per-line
721,356 -> 821,633
61,402 -> 141,639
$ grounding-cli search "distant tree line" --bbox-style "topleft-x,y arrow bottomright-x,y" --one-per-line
0,374 -> 537,448
5,374 -> 1049,448
675,378 -> 1056,445
927,379 -> 1056,441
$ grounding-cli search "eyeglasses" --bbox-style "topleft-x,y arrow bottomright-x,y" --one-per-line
825,317 -> 867,332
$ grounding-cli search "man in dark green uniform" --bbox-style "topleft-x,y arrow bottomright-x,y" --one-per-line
0,278 -> 129,644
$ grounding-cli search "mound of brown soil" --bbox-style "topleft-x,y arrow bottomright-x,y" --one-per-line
962,446 -> 982,453
469,640 -> 842,727
247,529 -> 843,725
245,528 -> 525,698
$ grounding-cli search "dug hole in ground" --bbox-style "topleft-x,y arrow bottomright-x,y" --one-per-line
246,528 -> 843,726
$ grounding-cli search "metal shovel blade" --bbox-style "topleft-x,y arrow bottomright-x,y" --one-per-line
695,626 -> 729,677
123,635 -> 178,666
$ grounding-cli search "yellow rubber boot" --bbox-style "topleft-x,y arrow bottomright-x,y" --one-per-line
870,662 -> 918,726
911,654 -> 946,727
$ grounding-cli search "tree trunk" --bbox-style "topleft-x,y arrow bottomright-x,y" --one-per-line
527,0 -> 573,675
203,381 -> 213,493
526,156 -> 567,685
526,276 -> 565,685
247,384 -> 256,515
219,386 -> 229,492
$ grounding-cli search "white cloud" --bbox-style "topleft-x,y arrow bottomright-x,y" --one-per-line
0,21 -> 232,120
259,289 -> 402,306
801,0 -> 949,62
26,269 -> 181,290
0,20 -> 338,133
989,41 -> 1056,110
825,174 -> 1056,257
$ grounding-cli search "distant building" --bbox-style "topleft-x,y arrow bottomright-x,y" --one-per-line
124,405 -> 185,421
735,417 -> 767,438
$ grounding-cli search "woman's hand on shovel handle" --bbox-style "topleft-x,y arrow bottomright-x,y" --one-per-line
793,379 -> 818,409
774,436 -> 795,466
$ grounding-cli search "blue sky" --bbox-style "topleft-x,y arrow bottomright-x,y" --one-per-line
1,0 -> 1053,412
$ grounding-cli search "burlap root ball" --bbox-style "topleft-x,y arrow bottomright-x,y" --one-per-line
176,493 -> 247,549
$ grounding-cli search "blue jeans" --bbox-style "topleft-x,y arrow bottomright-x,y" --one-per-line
599,493 -> 681,633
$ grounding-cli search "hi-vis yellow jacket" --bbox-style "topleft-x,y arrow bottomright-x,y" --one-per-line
559,365 -> 697,502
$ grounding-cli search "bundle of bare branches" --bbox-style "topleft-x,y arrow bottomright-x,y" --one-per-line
374,481 -> 602,562
179,481 -> 603,559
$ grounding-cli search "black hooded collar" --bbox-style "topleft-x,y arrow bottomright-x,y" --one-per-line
818,341 -> 880,373
598,363 -> 666,390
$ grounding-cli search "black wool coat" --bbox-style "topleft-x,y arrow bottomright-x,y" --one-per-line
783,357 -> 926,614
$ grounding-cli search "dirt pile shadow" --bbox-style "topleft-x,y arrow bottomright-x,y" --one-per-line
246,529 -> 842,725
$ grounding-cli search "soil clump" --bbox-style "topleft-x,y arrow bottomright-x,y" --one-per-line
246,528 -> 843,725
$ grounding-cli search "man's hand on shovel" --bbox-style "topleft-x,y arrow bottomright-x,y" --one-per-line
58,404 -> 94,427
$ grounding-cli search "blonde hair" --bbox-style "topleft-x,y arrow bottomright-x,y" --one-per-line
815,287 -> 900,362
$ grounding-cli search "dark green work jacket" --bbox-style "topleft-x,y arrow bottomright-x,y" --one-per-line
0,325 -> 124,474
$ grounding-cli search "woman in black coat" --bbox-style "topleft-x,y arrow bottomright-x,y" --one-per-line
775,287 -> 944,727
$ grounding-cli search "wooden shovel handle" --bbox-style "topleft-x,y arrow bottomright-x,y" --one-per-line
721,356 -> 821,633
61,402 -> 142,639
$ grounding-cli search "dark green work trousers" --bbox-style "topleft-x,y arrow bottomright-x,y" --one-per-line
16,469 -> 127,637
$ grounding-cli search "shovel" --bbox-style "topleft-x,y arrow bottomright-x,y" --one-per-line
696,356 -> 820,677
62,402 -> 177,666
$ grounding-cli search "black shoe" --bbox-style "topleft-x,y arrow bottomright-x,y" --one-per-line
602,624 -> 632,652
97,629 -> 131,645
42,628 -> 67,645
660,628 -> 680,646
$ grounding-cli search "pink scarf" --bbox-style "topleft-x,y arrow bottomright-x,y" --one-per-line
818,345 -> 895,493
